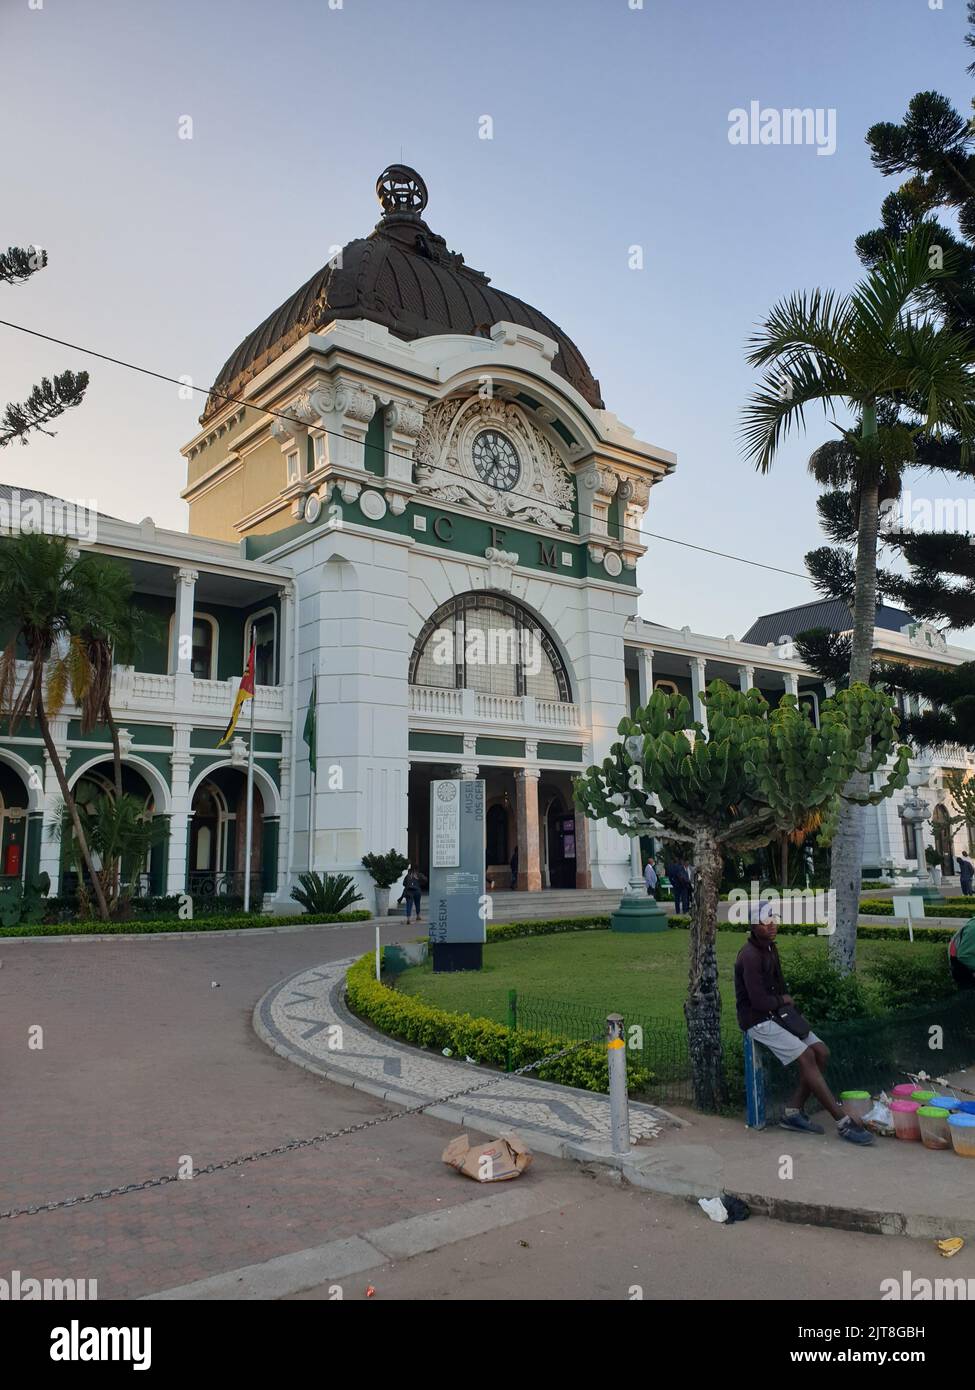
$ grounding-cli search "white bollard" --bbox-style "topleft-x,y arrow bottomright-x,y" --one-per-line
606,1013 -> 630,1155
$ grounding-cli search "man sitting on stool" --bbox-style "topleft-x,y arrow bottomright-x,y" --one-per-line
734,901 -> 873,1145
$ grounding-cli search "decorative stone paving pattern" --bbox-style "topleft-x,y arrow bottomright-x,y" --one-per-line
256,960 -> 673,1150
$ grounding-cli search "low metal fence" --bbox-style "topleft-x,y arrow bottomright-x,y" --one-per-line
504,989 -> 975,1118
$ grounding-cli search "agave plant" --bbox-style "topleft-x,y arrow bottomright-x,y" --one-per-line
291,871 -> 363,917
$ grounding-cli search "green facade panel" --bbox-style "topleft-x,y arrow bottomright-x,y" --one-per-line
475,737 -> 526,758
537,742 -> 584,763
408,732 -> 464,754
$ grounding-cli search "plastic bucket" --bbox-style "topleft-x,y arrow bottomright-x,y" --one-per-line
840,1090 -> 871,1120
891,1083 -> 918,1099
948,1113 -> 975,1158
930,1096 -> 962,1113
911,1090 -> 936,1104
956,1101 -> 975,1116
891,1100 -> 922,1141
917,1106 -> 952,1151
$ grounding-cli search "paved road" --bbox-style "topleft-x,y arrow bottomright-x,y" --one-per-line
0,920 -> 959,1301
0,918 -> 494,1299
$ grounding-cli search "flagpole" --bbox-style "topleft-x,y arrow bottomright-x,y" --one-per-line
244,679 -> 256,912
308,661 -> 317,872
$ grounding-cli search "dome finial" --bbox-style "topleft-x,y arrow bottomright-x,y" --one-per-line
376,164 -> 428,220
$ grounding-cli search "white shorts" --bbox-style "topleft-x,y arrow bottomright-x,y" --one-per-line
746,1019 -> 820,1067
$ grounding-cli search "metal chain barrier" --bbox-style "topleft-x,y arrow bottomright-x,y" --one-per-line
0,1032 -> 603,1221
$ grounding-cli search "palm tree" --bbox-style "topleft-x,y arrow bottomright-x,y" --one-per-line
0,533 -> 110,919
741,229 -> 975,972
65,555 -> 149,796
53,789 -> 168,918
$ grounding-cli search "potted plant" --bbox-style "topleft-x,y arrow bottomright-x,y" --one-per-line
361,849 -> 410,917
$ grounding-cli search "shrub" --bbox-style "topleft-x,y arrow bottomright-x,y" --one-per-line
291,871 -> 363,916
0,909 -> 371,938
345,950 -> 655,1095
865,948 -> 954,1010
781,949 -> 875,1023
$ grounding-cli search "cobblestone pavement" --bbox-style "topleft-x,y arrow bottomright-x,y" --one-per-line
257,960 -> 675,1149
0,920 -> 563,1299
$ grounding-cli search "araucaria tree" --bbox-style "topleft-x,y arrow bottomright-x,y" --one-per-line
574,681 -> 909,1111
0,245 -> 88,447
741,228 -> 975,973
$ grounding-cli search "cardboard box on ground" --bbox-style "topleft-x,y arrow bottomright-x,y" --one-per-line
442,1132 -> 533,1182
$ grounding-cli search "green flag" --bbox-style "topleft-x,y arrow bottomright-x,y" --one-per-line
302,671 -> 317,777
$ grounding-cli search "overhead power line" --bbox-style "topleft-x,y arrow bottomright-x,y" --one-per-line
0,317 -> 811,582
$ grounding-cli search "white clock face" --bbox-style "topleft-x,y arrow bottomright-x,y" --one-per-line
472,430 -> 520,492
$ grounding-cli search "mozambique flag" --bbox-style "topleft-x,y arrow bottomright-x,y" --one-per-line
302,670 -> 317,775
217,642 -> 255,747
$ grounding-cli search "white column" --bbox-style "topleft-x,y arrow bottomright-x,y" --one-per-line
38,717 -> 70,892
783,671 -> 799,698
627,835 -> 644,896
738,664 -> 755,693
172,568 -> 198,711
635,647 -> 654,708
277,582 -> 294,687
689,658 -> 708,733
167,726 -> 192,896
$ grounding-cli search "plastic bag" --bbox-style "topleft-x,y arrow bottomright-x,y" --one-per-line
864,1092 -> 894,1137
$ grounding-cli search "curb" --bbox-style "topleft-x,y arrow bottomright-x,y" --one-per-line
255,965 -> 975,1242
0,919 -> 380,945
252,964 -> 683,1160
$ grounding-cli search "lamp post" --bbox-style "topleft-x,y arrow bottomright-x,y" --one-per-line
608,739 -> 669,933
898,765 -> 944,904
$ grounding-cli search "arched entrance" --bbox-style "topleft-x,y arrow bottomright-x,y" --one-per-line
544,793 -> 577,889
189,766 -> 264,902
0,760 -> 31,882
64,761 -> 166,898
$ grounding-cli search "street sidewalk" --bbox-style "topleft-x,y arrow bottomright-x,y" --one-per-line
618,1100 -> 975,1239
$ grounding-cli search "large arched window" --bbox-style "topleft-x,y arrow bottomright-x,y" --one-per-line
410,593 -> 571,701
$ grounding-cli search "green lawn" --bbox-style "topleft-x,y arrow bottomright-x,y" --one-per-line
393,929 -> 943,1030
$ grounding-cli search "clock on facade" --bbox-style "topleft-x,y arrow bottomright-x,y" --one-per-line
472,430 -> 521,492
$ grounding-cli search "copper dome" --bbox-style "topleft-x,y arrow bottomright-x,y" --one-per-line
201,166 -> 603,421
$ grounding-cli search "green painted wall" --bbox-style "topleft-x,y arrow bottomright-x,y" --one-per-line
364,413 -> 385,477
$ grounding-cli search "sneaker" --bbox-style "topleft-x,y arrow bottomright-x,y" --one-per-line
778,1111 -> 825,1135
838,1121 -> 874,1146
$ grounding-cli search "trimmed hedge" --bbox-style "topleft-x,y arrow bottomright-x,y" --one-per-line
485,914 -> 610,941
668,914 -> 955,944
860,898 -> 974,919
0,909 -> 372,939
346,924 -> 653,1095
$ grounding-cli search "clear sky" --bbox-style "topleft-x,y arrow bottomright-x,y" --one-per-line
2,0 -> 972,638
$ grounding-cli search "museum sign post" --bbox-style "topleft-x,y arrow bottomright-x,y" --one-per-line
429,778 -> 486,972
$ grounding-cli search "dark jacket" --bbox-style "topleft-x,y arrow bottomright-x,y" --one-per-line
734,933 -> 788,1031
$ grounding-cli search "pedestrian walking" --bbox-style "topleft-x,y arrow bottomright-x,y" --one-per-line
644,858 -> 658,897
401,864 -> 423,923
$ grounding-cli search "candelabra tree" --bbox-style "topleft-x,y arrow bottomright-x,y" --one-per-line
574,680 -> 909,1111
